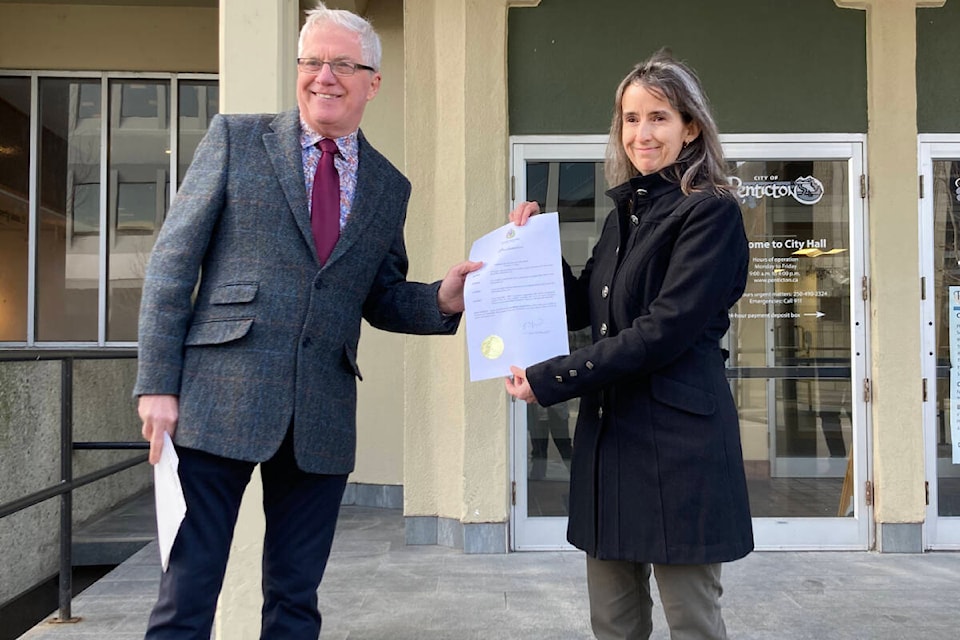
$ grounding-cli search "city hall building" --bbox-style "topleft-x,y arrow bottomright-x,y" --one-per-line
2,0 -> 959,634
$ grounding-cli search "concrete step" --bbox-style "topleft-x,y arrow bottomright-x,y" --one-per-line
72,489 -> 155,566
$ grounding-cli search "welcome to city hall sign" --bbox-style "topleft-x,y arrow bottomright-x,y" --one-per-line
729,175 -> 825,207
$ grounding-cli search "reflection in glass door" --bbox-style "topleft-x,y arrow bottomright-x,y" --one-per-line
510,136 -> 869,551
920,137 -> 960,549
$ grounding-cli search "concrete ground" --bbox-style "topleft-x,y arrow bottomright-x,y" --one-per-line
20,505 -> 960,639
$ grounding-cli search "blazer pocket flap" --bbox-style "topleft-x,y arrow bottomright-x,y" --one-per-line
651,375 -> 716,416
185,318 -> 254,346
343,344 -> 363,380
210,282 -> 259,304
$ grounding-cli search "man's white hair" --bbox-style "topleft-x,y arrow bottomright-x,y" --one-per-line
298,2 -> 382,71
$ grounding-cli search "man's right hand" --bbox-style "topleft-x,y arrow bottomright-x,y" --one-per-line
139,394 -> 179,465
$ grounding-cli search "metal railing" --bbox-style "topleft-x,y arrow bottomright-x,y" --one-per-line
0,349 -> 146,624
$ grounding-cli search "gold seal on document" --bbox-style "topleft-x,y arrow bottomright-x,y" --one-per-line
480,335 -> 505,360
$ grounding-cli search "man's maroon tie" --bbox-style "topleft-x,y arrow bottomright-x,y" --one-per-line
311,138 -> 340,265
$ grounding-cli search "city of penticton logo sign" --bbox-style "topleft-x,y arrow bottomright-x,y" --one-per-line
730,175 -> 825,207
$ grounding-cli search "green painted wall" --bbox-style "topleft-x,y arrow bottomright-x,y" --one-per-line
918,3 -> 960,133
508,0 -> 867,135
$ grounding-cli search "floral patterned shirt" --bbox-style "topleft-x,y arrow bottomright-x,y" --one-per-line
300,119 -> 360,231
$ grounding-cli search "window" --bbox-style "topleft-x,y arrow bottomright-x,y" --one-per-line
116,182 -> 159,232
72,183 -> 100,235
0,77 -> 30,341
120,82 -> 161,119
77,82 -> 100,120
0,72 -> 218,346
178,81 -> 220,187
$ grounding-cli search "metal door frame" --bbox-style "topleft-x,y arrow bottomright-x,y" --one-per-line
919,134 -> 960,550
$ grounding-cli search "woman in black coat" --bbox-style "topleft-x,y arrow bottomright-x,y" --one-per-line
506,51 -> 753,639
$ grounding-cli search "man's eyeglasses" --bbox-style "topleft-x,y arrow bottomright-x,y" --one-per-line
297,58 -> 376,76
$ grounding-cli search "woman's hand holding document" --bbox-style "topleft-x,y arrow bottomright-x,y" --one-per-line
464,212 -> 569,381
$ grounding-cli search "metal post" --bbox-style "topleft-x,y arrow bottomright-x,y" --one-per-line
56,357 -> 78,623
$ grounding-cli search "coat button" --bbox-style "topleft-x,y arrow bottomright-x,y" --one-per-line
555,375 -> 564,383
314,280 -> 323,290
599,323 -> 608,336
585,361 -> 594,369
630,214 -> 639,225
601,285 -> 609,298
302,337 -> 312,347
568,369 -> 578,377
635,188 -> 647,197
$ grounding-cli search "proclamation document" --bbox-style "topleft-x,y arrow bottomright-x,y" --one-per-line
465,212 -> 569,381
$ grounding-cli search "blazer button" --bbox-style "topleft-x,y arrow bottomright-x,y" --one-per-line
601,285 -> 609,298
302,337 -> 312,347
599,323 -> 608,336
314,280 -> 323,290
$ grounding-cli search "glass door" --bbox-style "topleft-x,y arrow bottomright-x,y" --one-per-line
510,135 -> 871,551
510,138 -> 608,550
724,137 -> 870,549
919,136 -> 960,549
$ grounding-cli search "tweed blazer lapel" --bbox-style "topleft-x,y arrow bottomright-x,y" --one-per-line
263,110 -> 315,258
324,130 -> 394,266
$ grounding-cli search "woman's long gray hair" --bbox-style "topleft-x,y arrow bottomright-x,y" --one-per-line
605,50 -> 729,195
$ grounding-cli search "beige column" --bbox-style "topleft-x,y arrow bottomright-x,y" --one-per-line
401,0 -> 538,545
219,0 -> 298,114
835,0 -> 946,549
214,1 -> 298,637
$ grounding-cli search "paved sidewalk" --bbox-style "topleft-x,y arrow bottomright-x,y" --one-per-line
21,506 -> 960,639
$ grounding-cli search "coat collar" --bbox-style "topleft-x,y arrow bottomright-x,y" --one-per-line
606,171 -> 681,208
263,110 -> 312,256
328,129 -> 392,267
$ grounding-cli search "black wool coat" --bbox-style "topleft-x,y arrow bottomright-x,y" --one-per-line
527,171 -> 754,564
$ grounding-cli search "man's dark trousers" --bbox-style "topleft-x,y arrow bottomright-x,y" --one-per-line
145,428 -> 348,640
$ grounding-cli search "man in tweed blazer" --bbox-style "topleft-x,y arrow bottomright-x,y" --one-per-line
135,4 -> 481,638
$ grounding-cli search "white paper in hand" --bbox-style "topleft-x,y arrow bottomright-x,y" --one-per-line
464,212 -> 570,381
154,431 -> 187,572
